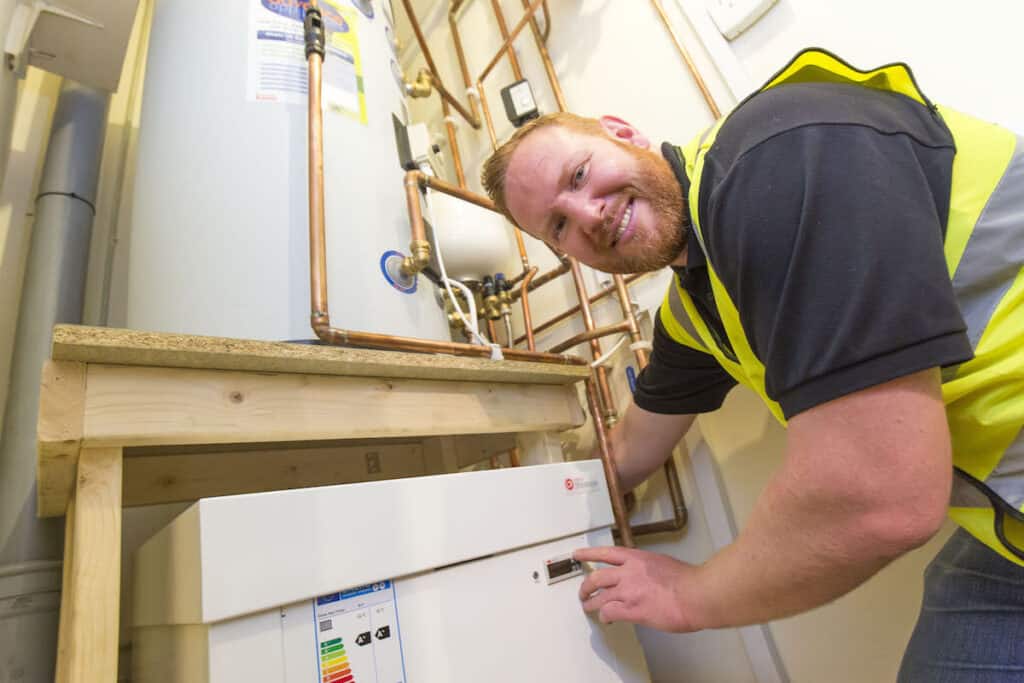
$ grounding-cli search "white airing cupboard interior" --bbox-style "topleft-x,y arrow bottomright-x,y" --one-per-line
0,1 -> 1022,682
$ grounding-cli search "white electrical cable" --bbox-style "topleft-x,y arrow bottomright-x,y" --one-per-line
590,334 -> 629,368
423,186 -> 503,359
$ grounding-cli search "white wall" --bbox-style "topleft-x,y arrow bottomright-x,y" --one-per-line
726,0 -> 1024,131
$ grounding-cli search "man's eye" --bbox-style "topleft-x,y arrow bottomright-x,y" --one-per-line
572,162 -> 588,189
553,217 -> 566,241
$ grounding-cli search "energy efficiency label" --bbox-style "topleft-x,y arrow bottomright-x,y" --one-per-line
314,582 -> 406,683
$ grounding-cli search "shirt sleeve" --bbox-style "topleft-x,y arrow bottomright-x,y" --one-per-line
705,124 -> 973,418
633,315 -> 737,414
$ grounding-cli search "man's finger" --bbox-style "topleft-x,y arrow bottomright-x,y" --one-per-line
599,600 -> 633,625
582,586 -> 619,614
574,545 -> 632,566
579,567 -> 618,600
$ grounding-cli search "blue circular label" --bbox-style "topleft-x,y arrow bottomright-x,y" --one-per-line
380,250 -> 417,294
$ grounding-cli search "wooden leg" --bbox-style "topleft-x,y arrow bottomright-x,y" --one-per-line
54,497 -> 76,683
60,447 -> 123,683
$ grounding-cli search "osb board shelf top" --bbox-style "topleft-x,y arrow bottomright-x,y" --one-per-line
51,325 -> 590,385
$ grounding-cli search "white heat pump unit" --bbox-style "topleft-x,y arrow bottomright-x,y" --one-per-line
132,460 -> 651,682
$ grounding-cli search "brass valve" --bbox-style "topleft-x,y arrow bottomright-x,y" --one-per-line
405,69 -> 433,99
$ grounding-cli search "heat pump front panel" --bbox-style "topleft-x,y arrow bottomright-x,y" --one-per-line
205,530 -> 650,682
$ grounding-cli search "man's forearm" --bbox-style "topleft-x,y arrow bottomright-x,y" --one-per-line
685,371 -> 951,629
606,405 -> 696,491
686,465 -> 899,629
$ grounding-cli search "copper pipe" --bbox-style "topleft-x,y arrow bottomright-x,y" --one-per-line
443,110 -> 467,188
477,79 -> 499,149
612,274 -> 648,367
587,377 -> 635,548
486,318 -> 498,345
649,0 -> 722,118
540,0 -> 551,42
305,45 -> 582,366
399,0 -> 481,128
547,321 -> 632,355
518,0 -> 567,111
506,0 -> 686,537
475,78 -> 530,270
514,273 -> 645,344
430,74 -> 479,127
418,172 -> 495,210
509,446 -> 521,468
478,0 -> 547,83
509,258 -> 571,301
568,259 -> 615,420
314,326 -> 582,363
611,274 -> 688,538
404,171 -> 427,244
448,3 -> 482,122
489,0 -> 524,80
400,171 -> 430,276
520,267 -> 538,351
308,51 -> 328,322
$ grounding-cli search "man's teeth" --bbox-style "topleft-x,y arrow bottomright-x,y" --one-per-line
613,202 -> 632,246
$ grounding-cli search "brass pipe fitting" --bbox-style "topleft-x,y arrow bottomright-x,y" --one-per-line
401,239 -> 431,277
405,68 -> 433,98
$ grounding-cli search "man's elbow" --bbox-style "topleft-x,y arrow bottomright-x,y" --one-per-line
859,480 -> 949,557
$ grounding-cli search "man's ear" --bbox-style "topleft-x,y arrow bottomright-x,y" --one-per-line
599,115 -> 650,149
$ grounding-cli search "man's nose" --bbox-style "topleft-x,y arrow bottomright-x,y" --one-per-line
568,195 -> 606,237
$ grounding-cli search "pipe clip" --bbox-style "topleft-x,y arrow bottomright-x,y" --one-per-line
304,6 -> 326,59
629,341 -> 653,351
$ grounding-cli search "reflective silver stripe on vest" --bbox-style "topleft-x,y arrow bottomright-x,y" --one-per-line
668,277 -> 704,345
952,136 -> 1024,348
987,426 -> 1024,510
948,136 -> 1024,515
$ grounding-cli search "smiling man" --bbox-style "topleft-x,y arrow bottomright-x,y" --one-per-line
482,49 -> 1024,682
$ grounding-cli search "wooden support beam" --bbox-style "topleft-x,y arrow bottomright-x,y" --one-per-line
51,325 -> 589,385
60,446 -> 123,683
121,441 -> 426,507
37,361 -> 86,518
79,364 -> 585,448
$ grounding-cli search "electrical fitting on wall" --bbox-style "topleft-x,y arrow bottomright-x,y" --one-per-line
501,79 -> 539,127
705,0 -> 777,40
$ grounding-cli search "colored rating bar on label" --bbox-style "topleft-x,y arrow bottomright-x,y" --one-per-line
320,638 -> 354,683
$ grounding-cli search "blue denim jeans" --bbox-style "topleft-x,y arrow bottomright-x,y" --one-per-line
898,528 -> 1024,682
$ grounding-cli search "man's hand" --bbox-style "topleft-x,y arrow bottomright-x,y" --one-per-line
574,546 -> 703,632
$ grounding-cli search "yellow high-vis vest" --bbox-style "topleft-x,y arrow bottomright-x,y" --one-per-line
660,49 -> 1024,564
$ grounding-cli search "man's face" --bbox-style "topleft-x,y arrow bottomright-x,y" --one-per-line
503,124 -> 687,274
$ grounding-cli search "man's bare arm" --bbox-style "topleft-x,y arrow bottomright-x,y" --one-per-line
578,368 -> 952,631
605,403 -> 696,491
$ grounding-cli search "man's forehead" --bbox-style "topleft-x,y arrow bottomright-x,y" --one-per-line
506,127 -> 580,228
510,126 -> 576,178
